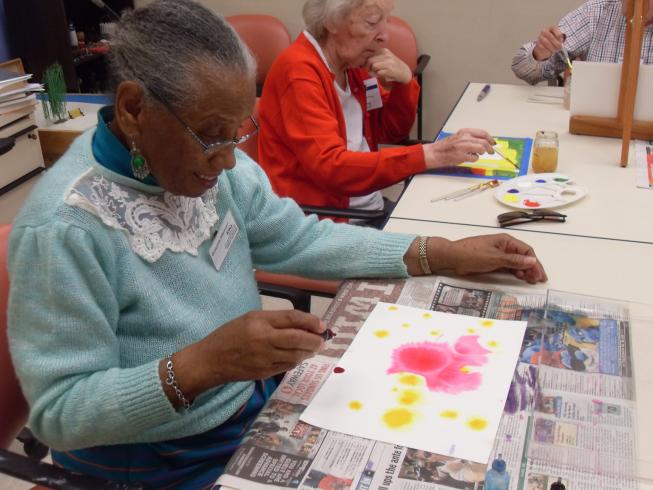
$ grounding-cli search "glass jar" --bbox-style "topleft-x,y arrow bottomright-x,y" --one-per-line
531,131 -> 559,173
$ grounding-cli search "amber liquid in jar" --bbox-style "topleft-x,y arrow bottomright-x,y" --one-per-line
532,131 -> 559,173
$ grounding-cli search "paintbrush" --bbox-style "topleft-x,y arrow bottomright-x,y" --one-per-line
319,329 -> 336,341
560,46 -> 573,72
493,146 -> 519,169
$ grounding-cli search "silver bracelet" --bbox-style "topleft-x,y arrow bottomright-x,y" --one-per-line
418,236 -> 432,275
165,356 -> 191,410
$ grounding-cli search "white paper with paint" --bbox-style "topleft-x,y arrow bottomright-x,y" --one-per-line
570,61 -> 653,121
300,302 -> 527,464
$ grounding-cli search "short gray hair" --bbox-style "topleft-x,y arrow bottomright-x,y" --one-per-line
303,0 -> 365,40
109,0 -> 255,108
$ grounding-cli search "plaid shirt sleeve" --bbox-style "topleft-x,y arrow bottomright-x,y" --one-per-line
511,0 -> 602,85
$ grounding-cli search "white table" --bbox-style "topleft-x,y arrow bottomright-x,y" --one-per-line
384,217 -> 653,486
391,83 -> 653,244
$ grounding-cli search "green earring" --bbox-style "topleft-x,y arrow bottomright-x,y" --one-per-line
130,139 -> 150,180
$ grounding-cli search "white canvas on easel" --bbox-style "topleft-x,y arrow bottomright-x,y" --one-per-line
570,61 -> 653,121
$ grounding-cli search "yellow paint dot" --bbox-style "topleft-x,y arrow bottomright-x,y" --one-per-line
398,390 -> 421,406
388,306 -> 399,311
487,340 -> 499,348
383,408 -> 414,429
481,320 -> 494,327
467,417 -> 489,431
392,387 -> 399,392
422,313 -> 432,319
502,195 -> 519,203
460,366 -> 472,374
374,330 -> 390,339
399,374 -> 422,386
348,401 -> 363,411
401,323 -> 411,328
467,328 -> 477,333
440,410 -> 459,419
430,330 -> 441,337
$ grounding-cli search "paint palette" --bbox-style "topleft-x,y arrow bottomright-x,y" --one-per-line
494,173 -> 588,209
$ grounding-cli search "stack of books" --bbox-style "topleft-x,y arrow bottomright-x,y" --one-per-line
0,68 -> 43,128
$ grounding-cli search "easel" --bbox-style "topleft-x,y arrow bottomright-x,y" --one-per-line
569,0 -> 652,166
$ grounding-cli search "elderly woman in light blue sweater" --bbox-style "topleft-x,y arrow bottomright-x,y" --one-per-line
7,1 -> 546,488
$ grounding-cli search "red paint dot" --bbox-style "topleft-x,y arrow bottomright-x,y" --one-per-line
523,199 -> 540,208
333,367 -> 346,374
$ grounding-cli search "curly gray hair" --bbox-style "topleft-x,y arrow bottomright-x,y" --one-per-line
109,0 -> 255,108
303,0 -> 365,39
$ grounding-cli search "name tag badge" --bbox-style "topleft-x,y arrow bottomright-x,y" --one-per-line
209,210 -> 239,271
364,78 -> 383,111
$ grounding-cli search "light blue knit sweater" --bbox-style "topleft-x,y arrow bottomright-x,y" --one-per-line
8,130 -> 416,451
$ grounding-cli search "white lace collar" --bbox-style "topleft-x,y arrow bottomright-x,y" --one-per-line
64,168 -> 219,263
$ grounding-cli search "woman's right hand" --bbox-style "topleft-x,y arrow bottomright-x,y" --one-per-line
161,310 -> 325,405
422,129 -> 495,170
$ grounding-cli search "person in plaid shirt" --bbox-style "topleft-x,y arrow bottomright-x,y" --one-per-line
512,0 -> 653,85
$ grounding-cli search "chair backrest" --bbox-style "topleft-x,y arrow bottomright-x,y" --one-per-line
238,97 -> 260,162
0,223 -> 29,449
383,16 -> 418,73
226,14 -> 291,89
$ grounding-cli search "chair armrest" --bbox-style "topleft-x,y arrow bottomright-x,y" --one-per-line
0,448 -> 149,489
255,271 -> 341,297
415,54 -> 431,76
257,281 -> 312,313
300,205 -> 387,221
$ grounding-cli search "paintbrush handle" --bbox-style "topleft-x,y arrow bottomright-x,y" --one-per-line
431,182 -> 484,202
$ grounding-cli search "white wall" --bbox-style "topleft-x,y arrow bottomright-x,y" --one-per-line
136,0 -> 583,137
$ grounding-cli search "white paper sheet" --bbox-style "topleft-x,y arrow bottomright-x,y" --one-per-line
300,302 -> 527,464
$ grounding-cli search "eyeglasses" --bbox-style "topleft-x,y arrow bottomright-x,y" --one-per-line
497,209 -> 567,228
148,88 -> 258,156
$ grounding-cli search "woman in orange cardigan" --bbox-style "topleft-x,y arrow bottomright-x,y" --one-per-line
258,0 -> 496,218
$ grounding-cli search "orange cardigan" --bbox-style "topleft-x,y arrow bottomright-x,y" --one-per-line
258,33 -> 426,212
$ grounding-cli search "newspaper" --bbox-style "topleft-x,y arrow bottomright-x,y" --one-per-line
216,277 -> 641,490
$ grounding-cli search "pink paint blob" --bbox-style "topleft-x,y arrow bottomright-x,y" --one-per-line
387,336 -> 491,394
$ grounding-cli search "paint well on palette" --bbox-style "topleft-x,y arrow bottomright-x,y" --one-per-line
503,194 -> 519,203
387,337 -> 491,394
523,199 -> 541,207
507,188 -> 519,193
535,179 -> 547,183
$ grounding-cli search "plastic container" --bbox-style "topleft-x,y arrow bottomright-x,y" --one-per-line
484,455 -> 510,490
68,23 -> 78,48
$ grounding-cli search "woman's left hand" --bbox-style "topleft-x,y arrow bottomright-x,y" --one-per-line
366,48 -> 413,84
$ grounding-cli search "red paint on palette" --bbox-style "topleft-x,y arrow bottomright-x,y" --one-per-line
333,367 -> 346,374
524,199 -> 540,208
